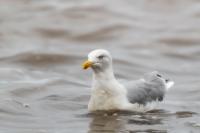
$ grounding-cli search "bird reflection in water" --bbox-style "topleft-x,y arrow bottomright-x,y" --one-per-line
88,110 -> 167,133
88,111 -> 126,133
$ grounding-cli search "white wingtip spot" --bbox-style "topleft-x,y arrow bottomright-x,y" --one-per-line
165,81 -> 174,90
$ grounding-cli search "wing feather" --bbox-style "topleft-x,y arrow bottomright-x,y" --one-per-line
125,71 -> 171,105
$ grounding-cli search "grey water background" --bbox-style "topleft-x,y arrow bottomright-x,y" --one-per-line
0,0 -> 200,133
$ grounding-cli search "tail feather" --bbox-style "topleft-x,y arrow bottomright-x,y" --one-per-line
165,80 -> 174,91
144,71 -> 174,91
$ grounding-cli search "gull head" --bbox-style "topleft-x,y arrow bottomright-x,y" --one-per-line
82,49 -> 112,73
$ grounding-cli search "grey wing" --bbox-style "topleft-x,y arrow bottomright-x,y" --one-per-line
125,71 -> 169,105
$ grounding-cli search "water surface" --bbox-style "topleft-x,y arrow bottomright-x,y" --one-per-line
0,0 -> 200,133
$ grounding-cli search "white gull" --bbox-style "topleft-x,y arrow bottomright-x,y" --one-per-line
82,49 -> 174,112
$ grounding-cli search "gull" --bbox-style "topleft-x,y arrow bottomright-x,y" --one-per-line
82,49 -> 174,112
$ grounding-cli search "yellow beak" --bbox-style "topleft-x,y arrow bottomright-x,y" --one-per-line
82,60 -> 93,69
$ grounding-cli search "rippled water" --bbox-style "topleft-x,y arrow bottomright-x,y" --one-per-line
0,0 -> 200,133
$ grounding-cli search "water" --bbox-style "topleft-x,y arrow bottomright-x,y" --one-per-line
0,0 -> 200,133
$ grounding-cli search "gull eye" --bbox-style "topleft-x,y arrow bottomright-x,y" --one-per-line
98,55 -> 104,59
156,74 -> 162,77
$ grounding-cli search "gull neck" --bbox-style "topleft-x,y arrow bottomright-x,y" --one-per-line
93,67 -> 115,81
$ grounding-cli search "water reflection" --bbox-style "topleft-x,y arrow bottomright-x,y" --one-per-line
88,114 -> 125,133
88,111 -> 166,133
